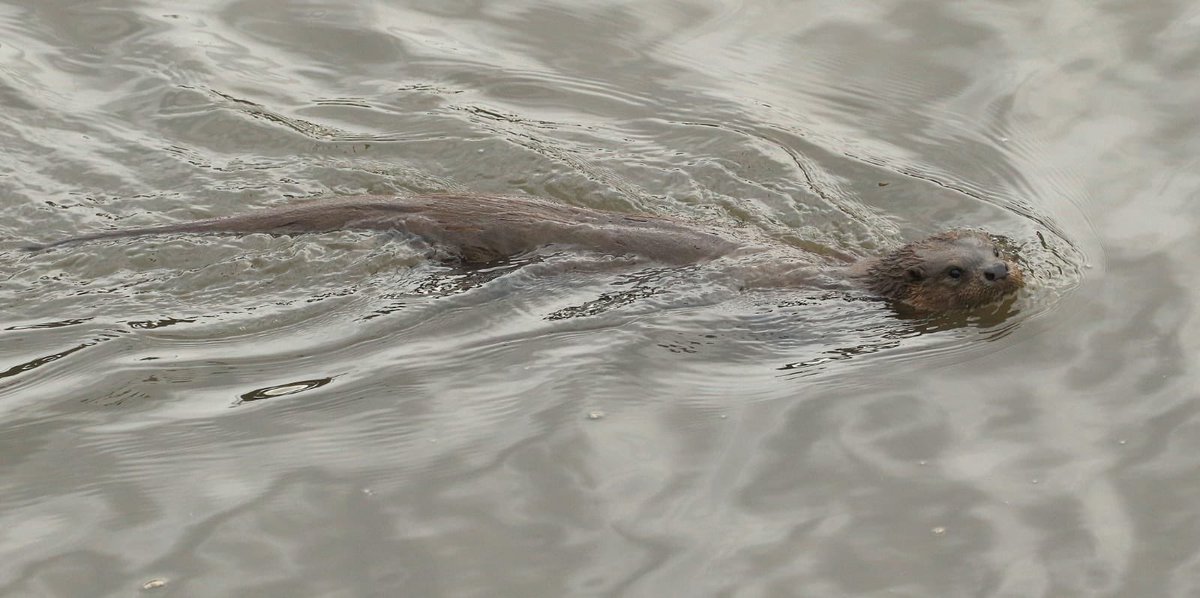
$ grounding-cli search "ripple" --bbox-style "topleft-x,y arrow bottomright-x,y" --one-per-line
0,1 -> 1127,595
237,377 -> 335,405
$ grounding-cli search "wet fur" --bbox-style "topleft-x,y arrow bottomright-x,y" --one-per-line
851,230 -> 1024,311
23,194 -> 740,266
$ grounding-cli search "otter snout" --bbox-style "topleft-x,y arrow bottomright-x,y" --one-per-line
983,262 -> 1009,282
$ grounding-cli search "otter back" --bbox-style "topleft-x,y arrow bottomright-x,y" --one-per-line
24,194 -> 744,265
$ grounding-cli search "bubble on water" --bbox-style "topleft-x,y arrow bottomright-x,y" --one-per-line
142,579 -> 167,591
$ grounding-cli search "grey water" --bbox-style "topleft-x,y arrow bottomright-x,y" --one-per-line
0,0 -> 1194,596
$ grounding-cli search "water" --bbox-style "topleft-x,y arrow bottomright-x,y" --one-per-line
0,0 -> 1193,596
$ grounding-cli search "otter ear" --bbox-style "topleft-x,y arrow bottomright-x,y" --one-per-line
905,267 -> 924,282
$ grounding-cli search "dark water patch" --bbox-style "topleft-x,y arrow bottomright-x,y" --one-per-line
0,78 -> 38,111
0,342 -> 93,382
0,332 -> 125,384
236,377 -> 334,405
774,304 -> 1025,378
126,317 -> 196,330
407,257 -> 533,298
4,317 -> 93,330
83,384 -> 155,408
208,88 -> 352,142
221,0 -> 408,66
547,285 -> 662,321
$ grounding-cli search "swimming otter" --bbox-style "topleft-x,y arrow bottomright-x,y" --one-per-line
22,194 -> 1023,310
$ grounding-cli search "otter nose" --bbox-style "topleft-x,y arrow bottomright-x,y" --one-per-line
983,262 -> 1009,282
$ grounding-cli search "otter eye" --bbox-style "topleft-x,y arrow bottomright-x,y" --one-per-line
993,248 -> 1001,258
947,267 -> 963,279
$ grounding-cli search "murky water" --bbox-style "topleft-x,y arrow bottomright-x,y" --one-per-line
1,0 -> 1195,596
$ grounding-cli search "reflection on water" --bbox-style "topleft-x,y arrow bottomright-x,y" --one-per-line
2,0 -> 1197,595
238,377 -> 334,405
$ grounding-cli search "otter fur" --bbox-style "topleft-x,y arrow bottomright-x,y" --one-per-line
848,230 -> 1023,311
22,194 -> 1024,311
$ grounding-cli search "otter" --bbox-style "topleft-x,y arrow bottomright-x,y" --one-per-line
21,194 -> 1023,311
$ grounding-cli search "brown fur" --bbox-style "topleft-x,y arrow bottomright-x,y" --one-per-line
849,230 -> 1024,311
23,194 -> 740,265
24,194 -> 1024,311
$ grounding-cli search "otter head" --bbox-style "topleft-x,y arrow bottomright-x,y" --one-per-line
859,230 -> 1024,312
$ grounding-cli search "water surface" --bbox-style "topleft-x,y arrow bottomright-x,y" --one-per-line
0,1 -> 1195,596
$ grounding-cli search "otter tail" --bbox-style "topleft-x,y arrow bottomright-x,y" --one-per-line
20,196 -> 429,252
21,221 -> 229,252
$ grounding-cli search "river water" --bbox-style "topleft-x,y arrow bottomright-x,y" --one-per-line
0,0 -> 1195,596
